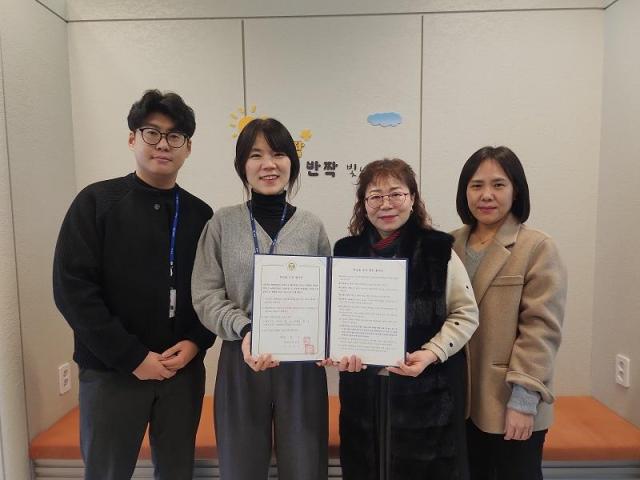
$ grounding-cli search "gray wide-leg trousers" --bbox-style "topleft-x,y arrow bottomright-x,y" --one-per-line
214,340 -> 328,480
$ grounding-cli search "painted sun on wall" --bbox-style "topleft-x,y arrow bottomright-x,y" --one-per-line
229,106 -> 312,158
229,105 -> 258,138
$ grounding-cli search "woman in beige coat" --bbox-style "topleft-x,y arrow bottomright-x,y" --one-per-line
451,146 -> 567,480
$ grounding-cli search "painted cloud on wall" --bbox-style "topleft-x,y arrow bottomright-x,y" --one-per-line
367,112 -> 402,127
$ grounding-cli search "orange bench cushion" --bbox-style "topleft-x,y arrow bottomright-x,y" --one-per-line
30,395 -> 340,460
30,395 -> 640,461
544,396 -> 640,461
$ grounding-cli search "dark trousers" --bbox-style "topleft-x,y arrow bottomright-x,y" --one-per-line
466,420 -> 547,480
79,359 -> 205,480
214,340 -> 328,480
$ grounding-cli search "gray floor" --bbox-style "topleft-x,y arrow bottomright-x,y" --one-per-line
32,459 -> 640,479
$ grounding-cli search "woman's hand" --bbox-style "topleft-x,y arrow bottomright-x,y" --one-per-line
504,408 -> 534,440
336,355 -> 367,372
386,349 -> 438,377
241,332 -> 280,372
316,358 -> 334,367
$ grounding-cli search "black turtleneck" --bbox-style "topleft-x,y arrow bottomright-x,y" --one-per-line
249,190 -> 296,239
133,171 -> 177,191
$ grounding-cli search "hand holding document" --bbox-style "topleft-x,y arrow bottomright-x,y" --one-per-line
251,254 -> 328,362
242,332 -> 280,372
251,254 -> 407,366
328,257 -> 407,366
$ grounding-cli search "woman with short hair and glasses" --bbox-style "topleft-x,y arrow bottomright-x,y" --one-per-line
191,118 -> 330,480
333,158 -> 479,480
452,146 -> 567,480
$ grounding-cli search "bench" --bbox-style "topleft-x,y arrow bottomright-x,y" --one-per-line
30,396 -> 640,479
30,395 -> 341,460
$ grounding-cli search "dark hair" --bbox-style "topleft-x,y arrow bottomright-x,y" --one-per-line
348,158 -> 432,236
456,146 -> 530,225
127,89 -> 196,137
234,118 -> 301,196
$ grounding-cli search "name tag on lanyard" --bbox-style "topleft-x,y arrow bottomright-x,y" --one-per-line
169,190 -> 180,318
169,287 -> 177,318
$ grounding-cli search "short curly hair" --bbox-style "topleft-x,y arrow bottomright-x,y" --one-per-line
348,158 -> 432,236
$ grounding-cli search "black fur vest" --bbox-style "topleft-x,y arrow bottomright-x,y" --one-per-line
334,217 -> 467,479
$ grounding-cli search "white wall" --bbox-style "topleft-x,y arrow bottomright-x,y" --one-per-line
0,19 -> 31,480
68,19 -> 244,204
421,9 -> 603,395
61,0 -> 607,21
7,0 -> 635,443
592,0 -> 640,426
0,0 -> 77,447
244,14 -> 423,247
67,7 -> 604,398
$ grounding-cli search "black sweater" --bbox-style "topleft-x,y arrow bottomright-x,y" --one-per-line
53,173 -> 216,373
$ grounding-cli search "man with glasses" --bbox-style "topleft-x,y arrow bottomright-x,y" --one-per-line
53,90 -> 215,480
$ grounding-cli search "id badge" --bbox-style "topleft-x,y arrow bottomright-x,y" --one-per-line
169,288 -> 176,318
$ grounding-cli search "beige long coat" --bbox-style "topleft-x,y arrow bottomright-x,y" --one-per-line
452,214 -> 567,434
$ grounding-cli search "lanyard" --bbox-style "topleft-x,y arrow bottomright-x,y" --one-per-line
169,190 -> 180,277
248,200 -> 288,255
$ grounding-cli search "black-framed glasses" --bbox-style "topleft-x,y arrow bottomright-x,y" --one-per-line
365,192 -> 410,209
138,127 -> 188,148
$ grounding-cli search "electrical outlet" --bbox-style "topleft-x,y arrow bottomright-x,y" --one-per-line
615,354 -> 631,388
58,362 -> 71,395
